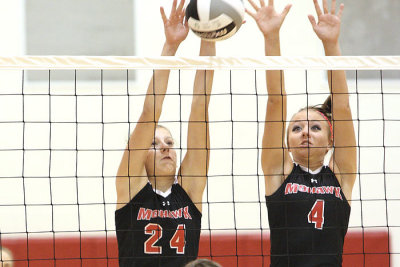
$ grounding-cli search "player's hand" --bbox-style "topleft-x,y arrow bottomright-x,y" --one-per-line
246,0 -> 291,38
160,0 -> 189,47
308,0 -> 343,45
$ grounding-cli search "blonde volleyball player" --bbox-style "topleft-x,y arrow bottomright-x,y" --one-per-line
115,0 -> 215,266
247,0 -> 356,266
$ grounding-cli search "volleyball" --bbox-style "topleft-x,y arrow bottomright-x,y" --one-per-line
186,0 -> 245,41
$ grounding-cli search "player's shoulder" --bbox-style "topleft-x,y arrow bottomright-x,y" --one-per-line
116,182 -> 154,213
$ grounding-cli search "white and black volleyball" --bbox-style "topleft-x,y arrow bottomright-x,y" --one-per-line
186,0 -> 245,41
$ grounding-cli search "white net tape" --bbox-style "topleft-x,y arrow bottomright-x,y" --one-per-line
0,56 -> 399,70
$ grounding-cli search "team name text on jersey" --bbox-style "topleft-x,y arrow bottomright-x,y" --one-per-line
137,206 -> 192,221
285,183 -> 343,200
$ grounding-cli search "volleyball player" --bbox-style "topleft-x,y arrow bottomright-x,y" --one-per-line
114,0 -> 215,266
247,0 -> 356,265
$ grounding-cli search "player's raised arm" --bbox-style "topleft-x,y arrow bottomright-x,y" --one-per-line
179,40 -> 215,213
246,0 -> 292,195
308,0 -> 356,200
116,0 -> 189,210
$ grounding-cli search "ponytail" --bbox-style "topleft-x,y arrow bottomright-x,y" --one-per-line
312,95 -> 332,121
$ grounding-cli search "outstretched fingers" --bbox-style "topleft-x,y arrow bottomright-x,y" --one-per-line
312,0 -> 323,17
164,0 -> 187,23
247,0 -> 260,11
331,0 -> 336,15
170,0 -> 178,17
330,0 -> 344,19
176,0 -> 186,20
281,4 -> 292,20
308,14 -> 317,28
245,8 -> 257,19
160,7 -> 168,25
322,0 -> 329,14
177,0 -> 185,12
337,3 -> 344,19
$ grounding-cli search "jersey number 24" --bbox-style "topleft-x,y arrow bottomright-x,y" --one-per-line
144,223 -> 186,254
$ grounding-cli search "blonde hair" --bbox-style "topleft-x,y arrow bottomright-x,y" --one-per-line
156,124 -> 171,134
185,259 -> 222,267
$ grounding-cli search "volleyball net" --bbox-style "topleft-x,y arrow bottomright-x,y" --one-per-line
0,56 -> 399,267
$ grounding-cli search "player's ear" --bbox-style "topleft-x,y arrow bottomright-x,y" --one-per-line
328,136 -> 333,149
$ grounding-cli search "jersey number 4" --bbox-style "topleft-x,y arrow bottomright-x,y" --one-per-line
144,223 -> 186,254
307,199 -> 325,230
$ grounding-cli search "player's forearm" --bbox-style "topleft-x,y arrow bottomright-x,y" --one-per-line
264,33 -> 281,56
190,40 -> 215,119
186,41 -> 214,153
191,70 -> 213,120
197,40 -> 215,98
142,42 -> 180,120
324,42 -> 349,107
265,34 -> 286,98
162,41 -> 180,56
323,40 -> 341,56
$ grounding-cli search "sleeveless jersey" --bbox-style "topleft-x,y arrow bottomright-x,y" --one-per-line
115,182 -> 202,267
266,164 -> 351,267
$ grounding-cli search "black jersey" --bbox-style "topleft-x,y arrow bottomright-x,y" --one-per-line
266,164 -> 351,267
115,182 -> 202,267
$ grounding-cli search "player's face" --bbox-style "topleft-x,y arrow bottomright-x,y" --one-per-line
145,127 -> 177,176
287,109 -> 332,163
